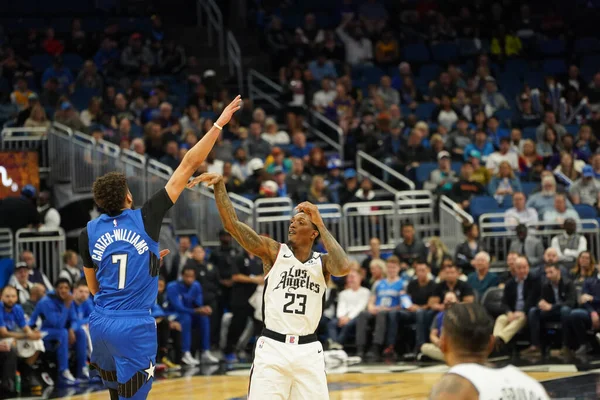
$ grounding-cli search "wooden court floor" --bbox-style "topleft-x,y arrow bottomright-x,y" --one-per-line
60,371 -> 575,400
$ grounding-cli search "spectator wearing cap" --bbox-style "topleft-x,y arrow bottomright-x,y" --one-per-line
261,118 -> 290,146
0,185 -> 40,233
488,161 -> 522,203
241,158 -> 267,196
54,101 -> 85,132
272,167 -> 289,198
41,57 -> 74,93
289,131 -> 313,161
536,110 -> 567,143
266,147 -> 292,175
10,77 -> 35,111
463,130 -> 494,163
550,218 -> 587,268
339,168 -> 359,205
486,137 -> 519,174
313,78 -> 337,113
514,93 -> 541,128
543,194 -> 581,225
7,263 -> 34,304
450,163 -> 486,210
482,77 -> 509,115
570,165 -> 600,209
424,151 -> 458,195
504,192 -> 539,227
121,33 -> 155,74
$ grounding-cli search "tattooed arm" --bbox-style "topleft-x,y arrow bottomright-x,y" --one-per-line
429,374 -> 478,400
191,173 -> 280,275
296,202 -> 350,277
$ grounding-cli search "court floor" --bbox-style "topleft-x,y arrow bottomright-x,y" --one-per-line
43,360 -> 600,400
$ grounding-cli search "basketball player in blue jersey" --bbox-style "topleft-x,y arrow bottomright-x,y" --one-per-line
78,96 -> 241,400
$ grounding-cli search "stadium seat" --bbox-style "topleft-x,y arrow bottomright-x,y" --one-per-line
402,44 -> 430,63
542,59 -> 567,76
415,162 -> 438,185
521,182 -> 537,197
504,59 -> 529,79
62,53 -> 84,71
0,258 -> 14,288
565,125 -> 579,135
71,88 -> 100,111
538,39 -> 566,56
574,37 -> 600,54
574,204 -> 598,219
522,127 -> 537,141
431,42 -> 459,63
451,162 -> 463,175
362,65 -> 385,85
470,196 -> 502,221
494,109 -> 513,127
415,102 -> 436,121
418,64 -> 442,82
29,54 -> 53,73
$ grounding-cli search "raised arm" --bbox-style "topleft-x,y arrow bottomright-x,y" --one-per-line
164,96 -> 241,203
296,201 -> 350,277
188,173 -> 280,273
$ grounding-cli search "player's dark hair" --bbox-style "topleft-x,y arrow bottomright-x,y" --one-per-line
74,279 -> 88,288
92,172 -> 129,215
181,265 -> 197,276
443,303 -> 493,354
55,277 -> 72,289
1,285 -> 17,296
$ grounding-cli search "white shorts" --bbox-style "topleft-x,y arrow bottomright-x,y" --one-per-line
248,336 -> 329,400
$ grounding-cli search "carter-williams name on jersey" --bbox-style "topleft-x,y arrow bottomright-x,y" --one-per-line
274,265 -> 321,294
91,228 -> 150,262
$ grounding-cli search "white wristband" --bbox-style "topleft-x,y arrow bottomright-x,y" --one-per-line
213,122 -> 223,131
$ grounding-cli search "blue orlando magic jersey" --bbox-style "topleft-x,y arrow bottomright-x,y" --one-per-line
86,208 -> 160,311
374,278 -> 404,308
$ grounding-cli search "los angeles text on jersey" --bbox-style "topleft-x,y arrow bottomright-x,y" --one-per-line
274,265 -> 321,293
91,229 -> 149,261
500,388 -> 544,400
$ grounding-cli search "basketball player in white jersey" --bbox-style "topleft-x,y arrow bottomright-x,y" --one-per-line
429,303 -> 549,400
188,172 -> 350,399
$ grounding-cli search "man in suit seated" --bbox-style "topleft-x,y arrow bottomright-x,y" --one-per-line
522,264 -> 576,356
493,257 -> 541,352
509,224 -> 544,268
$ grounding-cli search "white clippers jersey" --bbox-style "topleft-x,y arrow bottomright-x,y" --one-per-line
262,244 -> 327,336
448,363 -> 550,400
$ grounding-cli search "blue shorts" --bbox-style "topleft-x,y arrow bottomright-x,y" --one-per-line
89,306 -> 156,399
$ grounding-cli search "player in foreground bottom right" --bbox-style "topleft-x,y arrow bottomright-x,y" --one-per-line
429,302 -> 550,400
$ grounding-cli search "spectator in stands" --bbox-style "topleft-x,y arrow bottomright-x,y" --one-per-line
29,278 -> 88,384
335,15 -> 373,66
209,230 -> 237,312
144,121 -> 167,160
93,37 -> 119,75
450,162 -> 485,210
432,95 -> 460,130
8,262 -> 33,305
431,72 -> 457,105
425,238 -> 449,277
566,262 -> 600,355
286,157 -> 311,204
158,40 -> 186,74
72,280 -> 93,329
159,140 -> 181,170
42,27 -> 64,56
575,125 -> 596,160
121,33 -> 154,74
514,94 -> 541,128
289,131 -> 313,161
394,222 -> 427,267
166,265 -> 218,365
166,236 -> 191,282
527,175 -> 569,216
21,283 -> 45,316
467,251 -> 499,299
518,139 -> 542,175
36,190 -> 60,229
586,73 -> 600,107
39,77 -> 59,109
10,77 -> 34,111
313,78 -> 336,113
493,257 -> 540,351
481,77 -> 509,115
75,60 -> 103,91
536,110 -> 566,143
153,102 -> 180,137
58,250 -> 81,286
308,53 -> 337,82
553,151 -> 583,183
455,223 -> 483,275
570,165 -> 600,208
419,291 -> 457,362
550,218 -> 587,267
265,17 -> 291,68
464,130 -> 495,162
522,264 -> 576,356
448,117 -> 473,159
536,126 -> 560,160
328,270 -> 370,350
131,137 -> 146,156
570,251 -> 596,285
54,101 -> 85,132
352,177 -> 377,203
543,195 -> 581,224
509,224 -> 545,268
261,118 -> 290,146
374,31 -> 399,67
377,75 -> 399,108
424,151 -> 458,195
18,251 -> 52,291
398,128 -> 427,174
488,161 -> 522,203
356,256 -> 405,361
153,276 -> 181,369
179,105 -> 202,138
79,97 -> 103,128
361,238 -> 386,282
367,258 -> 385,288
42,57 -> 73,93
307,175 -> 332,204
0,184 -> 40,233
504,192 -> 539,227
306,147 -> 328,176
486,138 -> 519,174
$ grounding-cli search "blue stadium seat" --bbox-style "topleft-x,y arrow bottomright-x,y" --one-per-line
362,65 -> 385,85
522,127 -> 537,140
504,59 -> 529,79
574,204 -> 598,219
63,53 -> 84,71
402,44 -> 430,63
521,182 -> 537,197
29,54 -> 53,73
565,125 -> 579,135
415,162 -> 438,185
470,196 -> 502,221
523,71 -> 544,89
0,258 -> 14,289
494,109 -> 513,126
415,102 -> 436,121
71,88 -> 100,111
542,59 -> 567,76
538,39 -> 566,56
431,42 -> 459,63
451,162 -> 463,174
418,64 -> 442,82
400,104 -> 411,116
575,37 -> 600,54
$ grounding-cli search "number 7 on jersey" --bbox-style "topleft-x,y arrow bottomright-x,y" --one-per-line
112,254 -> 128,289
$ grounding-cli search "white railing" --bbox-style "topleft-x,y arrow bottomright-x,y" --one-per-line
248,69 -> 284,109
306,110 -> 345,162
227,31 -> 243,93
15,228 -> 66,283
395,190 -> 437,239
197,0 -> 225,65
439,195 -> 474,254
356,150 -> 415,194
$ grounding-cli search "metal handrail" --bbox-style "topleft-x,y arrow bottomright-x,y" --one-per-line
227,31 -> 243,93
307,110 -> 344,161
1,127 -> 49,137
356,150 -> 416,193
440,195 -> 474,223
248,69 -> 283,107
197,0 -> 225,65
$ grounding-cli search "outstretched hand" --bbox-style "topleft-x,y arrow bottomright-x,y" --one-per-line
159,249 -> 170,260
215,95 -> 242,128
187,173 -> 223,188
295,201 -> 324,227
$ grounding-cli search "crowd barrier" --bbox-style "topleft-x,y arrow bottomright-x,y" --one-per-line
0,228 -> 13,260
439,195 -> 474,255
342,201 -> 399,253
15,228 -> 66,283
0,127 -> 49,178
